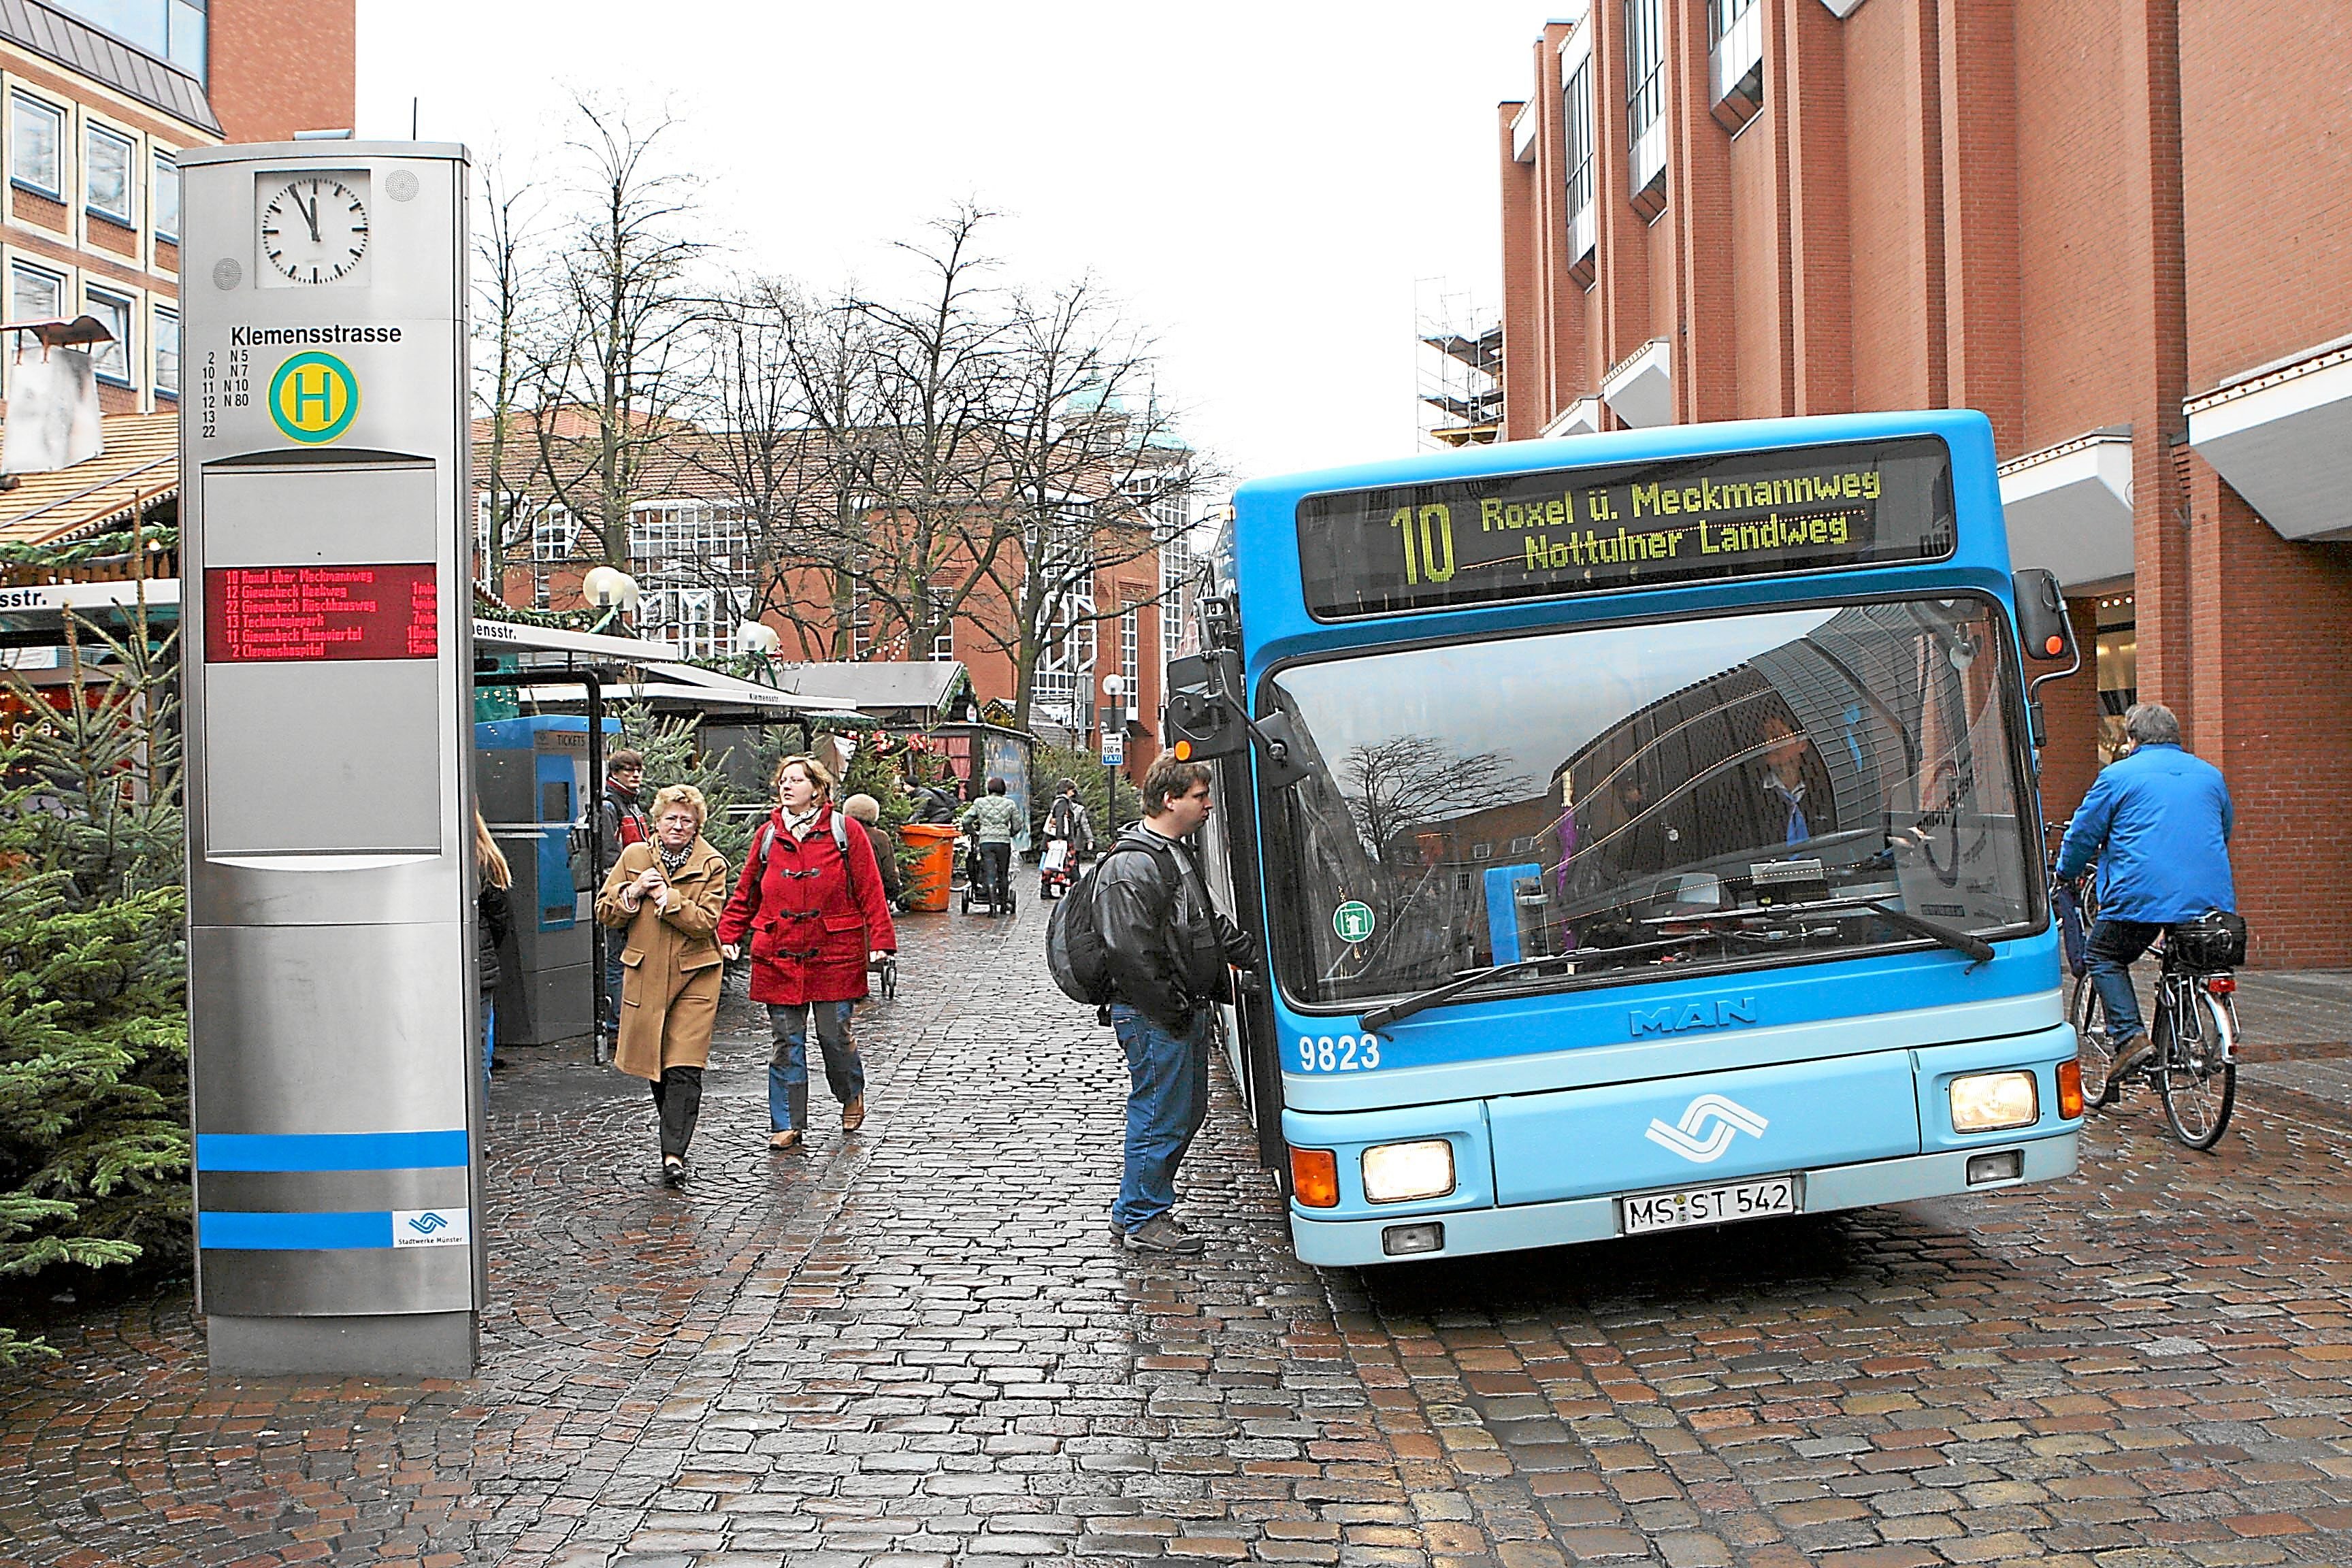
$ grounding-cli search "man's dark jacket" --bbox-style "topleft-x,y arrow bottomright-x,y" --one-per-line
1095,825 -> 1256,1032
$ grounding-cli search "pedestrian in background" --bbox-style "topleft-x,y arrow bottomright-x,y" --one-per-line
596,783 -> 730,1186
842,792 -> 905,906
1095,755 -> 1258,1254
474,809 -> 514,1087
595,749 -> 652,1058
959,776 -> 1021,912
1046,777 -> 1094,864
719,755 -> 897,1152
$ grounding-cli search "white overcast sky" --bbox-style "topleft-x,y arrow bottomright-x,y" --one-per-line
354,1 -> 1552,487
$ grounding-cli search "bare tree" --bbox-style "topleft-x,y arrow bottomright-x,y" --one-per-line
840,206 -> 1019,660
526,97 -> 708,569
968,279 -> 1209,730
470,157 -> 545,592
1343,736 -> 1534,860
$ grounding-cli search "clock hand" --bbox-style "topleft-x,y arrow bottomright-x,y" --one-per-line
295,189 -> 321,244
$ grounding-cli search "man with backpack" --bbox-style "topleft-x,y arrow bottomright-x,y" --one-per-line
1054,753 -> 1256,1256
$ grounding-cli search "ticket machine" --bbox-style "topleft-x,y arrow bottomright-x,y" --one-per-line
180,142 -> 479,1376
474,715 -> 615,1044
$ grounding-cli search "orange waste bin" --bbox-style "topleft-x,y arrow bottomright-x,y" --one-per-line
900,822 -> 958,913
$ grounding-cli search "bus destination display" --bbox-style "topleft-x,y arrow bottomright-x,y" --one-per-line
203,564 -> 438,663
1296,437 -> 1955,620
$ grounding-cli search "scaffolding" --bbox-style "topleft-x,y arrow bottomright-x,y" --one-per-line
1415,279 -> 1503,450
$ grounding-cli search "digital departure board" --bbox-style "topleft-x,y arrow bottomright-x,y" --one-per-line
1296,437 -> 1956,621
203,564 -> 439,662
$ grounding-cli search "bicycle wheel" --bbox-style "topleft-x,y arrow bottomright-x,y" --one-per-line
2159,989 -> 2238,1150
2071,970 -> 2120,1108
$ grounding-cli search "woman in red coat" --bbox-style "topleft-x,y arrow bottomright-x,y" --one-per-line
718,753 -> 898,1151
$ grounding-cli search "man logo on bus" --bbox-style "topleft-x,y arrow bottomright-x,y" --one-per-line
1646,1094 -> 1769,1164
268,351 -> 359,444
1629,995 -> 1759,1036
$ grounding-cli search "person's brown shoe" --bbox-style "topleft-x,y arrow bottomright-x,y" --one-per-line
841,1096 -> 866,1132
768,1130 -> 803,1152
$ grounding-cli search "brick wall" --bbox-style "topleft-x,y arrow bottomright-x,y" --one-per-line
208,0 -> 356,144
2180,4 -> 2352,389
1488,0 -> 2352,963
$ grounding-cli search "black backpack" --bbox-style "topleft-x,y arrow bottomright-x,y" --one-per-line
1045,837 -> 1177,1009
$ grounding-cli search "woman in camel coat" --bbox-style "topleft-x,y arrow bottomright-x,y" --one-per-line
595,783 -> 730,1184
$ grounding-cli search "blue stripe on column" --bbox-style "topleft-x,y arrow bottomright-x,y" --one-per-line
198,1210 -> 393,1250
195,1130 -> 470,1171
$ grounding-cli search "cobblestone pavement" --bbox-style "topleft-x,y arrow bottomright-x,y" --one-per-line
5,909 -> 2352,1567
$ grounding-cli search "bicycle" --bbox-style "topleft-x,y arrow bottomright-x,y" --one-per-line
2071,909 -> 2244,1149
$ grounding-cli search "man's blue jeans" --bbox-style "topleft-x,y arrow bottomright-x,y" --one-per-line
1111,1002 -> 1212,1233
767,1000 -> 860,1132
2088,917 -> 2163,1042
602,928 -> 625,1044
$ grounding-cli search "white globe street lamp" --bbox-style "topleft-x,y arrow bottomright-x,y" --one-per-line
581,565 -> 640,631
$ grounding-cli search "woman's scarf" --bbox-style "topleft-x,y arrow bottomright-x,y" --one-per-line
657,838 -> 694,876
780,805 -> 823,841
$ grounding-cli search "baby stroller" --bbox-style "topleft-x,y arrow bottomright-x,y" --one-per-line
960,832 -> 1017,917
1039,836 -> 1076,900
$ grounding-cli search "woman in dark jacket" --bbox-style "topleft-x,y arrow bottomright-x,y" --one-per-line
719,755 -> 898,1151
474,811 -> 514,1085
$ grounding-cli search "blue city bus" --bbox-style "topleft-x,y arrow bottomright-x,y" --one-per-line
1164,409 -> 2087,1267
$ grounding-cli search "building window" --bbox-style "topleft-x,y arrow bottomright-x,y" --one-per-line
1563,56 -> 1595,261
11,263 -> 64,324
11,95 -> 65,198
1708,0 -> 1765,128
84,288 -> 132,385
152,306 -> 178,396
1120,602 -> 1140,712
928,588 -> 953,662
531,508 -> 578,562
45,0 -> 207,80
85,124 -> 134,225
1625,0 -> 1667,202
152,152 -> 180,242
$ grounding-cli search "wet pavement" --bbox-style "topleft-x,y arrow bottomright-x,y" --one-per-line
3,910 -> 2351,1567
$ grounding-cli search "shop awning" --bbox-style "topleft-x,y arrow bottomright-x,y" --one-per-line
1998,429 -> 2134,589
2186,336 -> 2352,542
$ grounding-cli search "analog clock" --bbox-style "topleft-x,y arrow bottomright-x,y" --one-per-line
259,176 -> 370,284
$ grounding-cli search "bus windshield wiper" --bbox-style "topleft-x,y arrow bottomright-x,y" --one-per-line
1737,896 -> 1995,964
1358,936 -> 1693,1034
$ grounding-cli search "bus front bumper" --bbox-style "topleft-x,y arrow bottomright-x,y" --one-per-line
1288,1131 -> 2078,1269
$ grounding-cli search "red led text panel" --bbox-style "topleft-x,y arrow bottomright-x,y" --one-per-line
203,564 -> 440,663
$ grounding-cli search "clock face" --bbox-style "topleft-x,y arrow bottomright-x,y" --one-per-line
260,176 -> 370,284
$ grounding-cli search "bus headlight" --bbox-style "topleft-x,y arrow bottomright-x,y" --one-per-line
1949,1071 -> 2039,1132
1361,1140 -> 1456,1204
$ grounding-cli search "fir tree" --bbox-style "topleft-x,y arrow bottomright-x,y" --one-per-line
0,610 -> 190,1366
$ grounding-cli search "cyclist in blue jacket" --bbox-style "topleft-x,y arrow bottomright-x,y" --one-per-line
2055,702 -> 2235,1083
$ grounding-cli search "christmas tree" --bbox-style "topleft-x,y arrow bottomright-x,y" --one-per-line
0,609 -> 189,1365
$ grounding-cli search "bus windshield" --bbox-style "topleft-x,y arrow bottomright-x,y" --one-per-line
1263,596 -> 2039,1010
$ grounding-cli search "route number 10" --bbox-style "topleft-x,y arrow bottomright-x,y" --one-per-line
1389,504 -> 1456,587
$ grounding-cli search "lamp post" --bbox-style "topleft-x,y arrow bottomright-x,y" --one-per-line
581,564 -> 640,633
1100,673 -> 1129,832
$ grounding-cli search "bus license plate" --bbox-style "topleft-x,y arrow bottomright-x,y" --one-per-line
1620,1176 -> 1799,1235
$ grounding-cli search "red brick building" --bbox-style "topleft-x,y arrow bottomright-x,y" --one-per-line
1491,0 -> 2352,965
0,0 -> 352,423
473,418 -> 1194,775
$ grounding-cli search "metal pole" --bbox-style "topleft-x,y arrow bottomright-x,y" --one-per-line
585,670 -> 607,1064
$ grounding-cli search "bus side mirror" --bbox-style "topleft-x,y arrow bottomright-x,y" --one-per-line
1162,653 -> 1310,791
2014,569 -> 2076,666
1165,655 -> 1246,760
